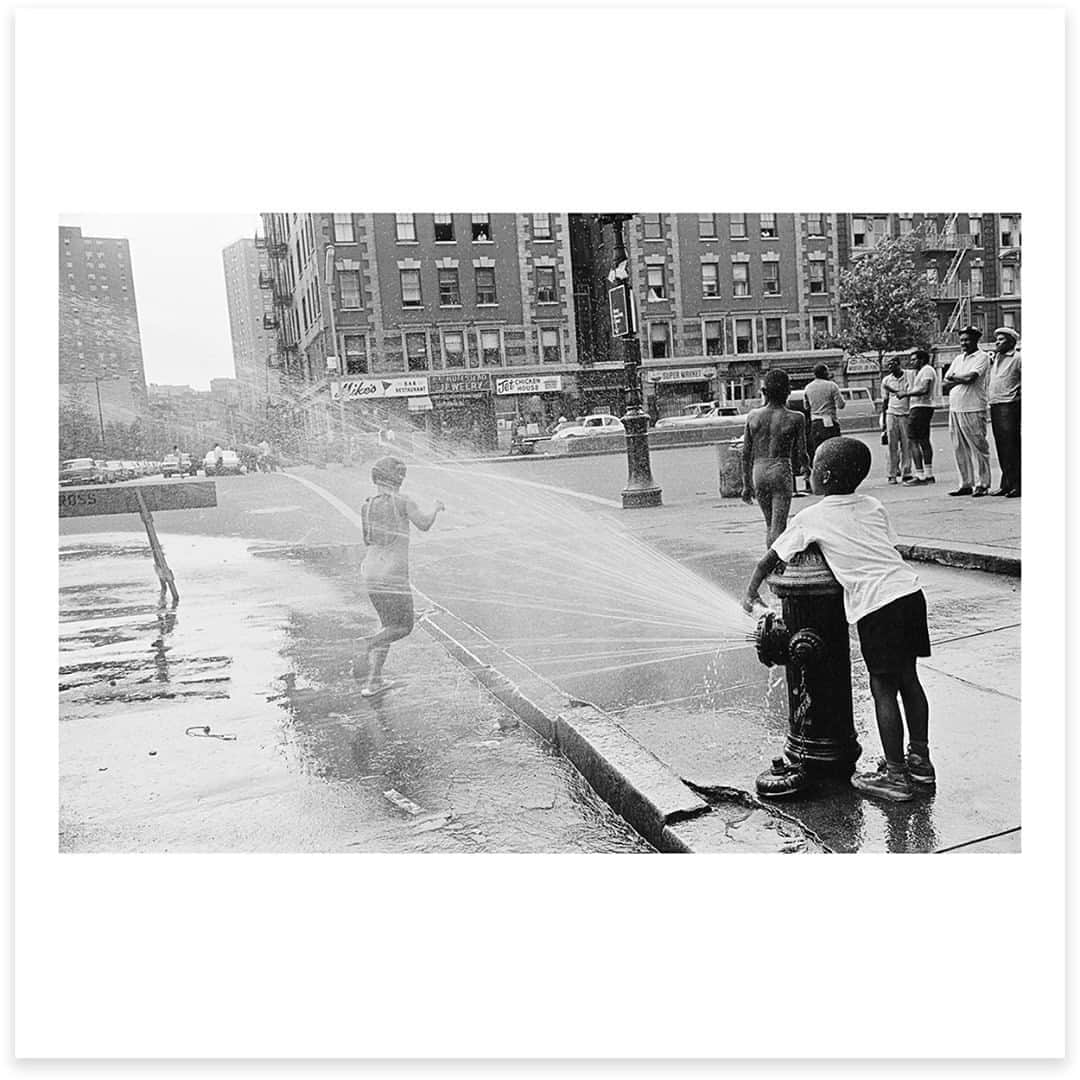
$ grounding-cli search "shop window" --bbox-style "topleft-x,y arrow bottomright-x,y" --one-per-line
764,317 -> 783,352
333,213 -> 354,243
480,329 -> 502,365
698,214 -> 717,238
443,330 -> 465,368
541,327 -> 561,363
643,214 -> 663,239
438,268 -> 460,307
475,267 -> 497,305
395,213 -> 416,242
734,318 -> 754,354
536,266 -> 558,303
701,263 -> 719,298
433,214 -> 455,242
646,266 -> 666,301
649,322 -> 671,358
472,214 -> 491,242
532,213 -> 553,240
732,263 -> 750,297
400,269 -> 422,308
339,270 -> 362,309
406,332 -> 429,371
344,334 -> 367,374
762,261 -> 780,295
704,320 -> 723,356
760,212 -> 778,238
726,378 -> 753,403
729,213 -> 747,239
809,261 -> 827,293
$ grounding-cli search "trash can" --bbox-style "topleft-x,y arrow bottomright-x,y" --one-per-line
717,437 -> 743,498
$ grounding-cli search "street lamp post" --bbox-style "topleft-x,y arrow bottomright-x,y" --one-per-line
598,214 -> 662,509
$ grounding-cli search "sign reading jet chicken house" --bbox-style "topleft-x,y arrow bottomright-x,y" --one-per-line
331,376 -> 429,401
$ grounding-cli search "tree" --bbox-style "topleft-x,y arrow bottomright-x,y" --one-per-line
58,385 -> 101,462
833,235 -> 937,367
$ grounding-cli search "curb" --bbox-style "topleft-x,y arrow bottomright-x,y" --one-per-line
896,542 -> 1020,577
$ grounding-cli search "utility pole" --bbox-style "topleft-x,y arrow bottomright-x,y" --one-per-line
598,214 -> 662,509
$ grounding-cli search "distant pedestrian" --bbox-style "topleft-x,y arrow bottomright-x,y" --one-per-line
942,326 -> 991,497
742,369 -> 809,547
356,457 -> 445,697
880,357 -> 913,484
988,327 -> 1021,498
742,437 -> 934,802
804,362 -> 846,454
898,349 -> 940,485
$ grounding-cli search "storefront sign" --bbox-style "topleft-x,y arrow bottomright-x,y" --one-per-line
845,357 -> 881,375
331,376 -> 430,400
647,367 -> 715,384
429,372 -> 491,395
495,375 -> 564,395
407,396 -> 434,412
608,283 -> 637,337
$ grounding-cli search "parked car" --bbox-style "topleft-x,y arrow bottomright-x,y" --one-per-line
203,449 -> 247,476
59,458 -> 100,486
549,414 -> 626,439
99,460 -> 126,483
654,402 -> 745,430
788,386 -> 878,422
162,452 -> 198,478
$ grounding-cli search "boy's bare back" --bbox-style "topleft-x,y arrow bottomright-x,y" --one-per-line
746,404 -> 807,463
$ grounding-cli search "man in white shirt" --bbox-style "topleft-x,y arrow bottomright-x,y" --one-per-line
880,356 -> 912,484
898,349 -> 940,484
942,325 -> 991,496
987,327 -> 1021,498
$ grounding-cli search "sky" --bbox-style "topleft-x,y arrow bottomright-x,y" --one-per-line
59,214 -> 262,391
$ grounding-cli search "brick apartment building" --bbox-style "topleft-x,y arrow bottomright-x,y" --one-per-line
58,225 -> 149,427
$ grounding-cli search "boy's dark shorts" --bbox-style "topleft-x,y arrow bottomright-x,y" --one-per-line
857,589 -> 930,676
368,586 -> 415,633
907,407 -> 934,440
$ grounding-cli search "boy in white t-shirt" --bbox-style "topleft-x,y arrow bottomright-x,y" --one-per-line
742,437 -> 934,802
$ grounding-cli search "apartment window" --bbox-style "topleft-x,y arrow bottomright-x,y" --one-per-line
395,213 -> 417,242
339,269 -> 362,309
433,214 -> 455,242
1000,216 -> 1017,247
811,314 -> 831,345
729,213 -> 747,239
406,332 -> 429,371
733,318 -> 754,354
762,261 -> 780,295
1002,311 -> 1017,330
760,213 -> 778,238
649,322 -> 671,358
970,266 -> 983,296
732,262 -> 750,297
475,267 -> 497,305
970,215 -> 982,246
646,266 -> 666,301
704,320 -> 723,356
899,214 -> 913,236
532,213 -> 553,240
536,266 -> 558,303
853,217 -> 867,247
972,312 -> 987,337
925,266 -> 938,286
438,268 -> 461,307
540,327 -> 561,363
443,330 -> 466,368
701,262 -> 720,298
344,334 -> 368,374
480,329 -> 502,365
764,317 -> 783,352
807,214 -> 824,236
1001,265 -> 1018,295
400,269 -> 422,307
642,214 -> 662,240
333,214 -> 355,243
472,214 -> 491,242
809,261 -> 827,293
698,214 -> 717,238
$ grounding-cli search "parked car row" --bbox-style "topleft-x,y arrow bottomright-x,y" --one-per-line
58,458 -> 164,485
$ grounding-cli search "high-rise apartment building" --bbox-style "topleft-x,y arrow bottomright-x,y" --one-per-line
222,237 -> 281,421
58,225 -> 148,425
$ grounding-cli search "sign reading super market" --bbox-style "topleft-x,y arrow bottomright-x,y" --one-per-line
331,376 -> 430,401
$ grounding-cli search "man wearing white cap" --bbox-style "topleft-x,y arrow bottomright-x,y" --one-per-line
942,325 -> 991,496
988,327 -> 1021,497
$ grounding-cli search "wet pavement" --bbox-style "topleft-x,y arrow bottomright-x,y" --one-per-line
58,532 -> 651,852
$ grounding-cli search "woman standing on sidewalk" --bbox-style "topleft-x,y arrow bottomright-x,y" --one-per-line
357,457 -> 445,697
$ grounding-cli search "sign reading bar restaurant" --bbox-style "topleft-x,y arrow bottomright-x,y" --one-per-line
495,375 -> 564,395
647,367 -> 715,383
331,376 -> 430,400
428,372 -> 491,395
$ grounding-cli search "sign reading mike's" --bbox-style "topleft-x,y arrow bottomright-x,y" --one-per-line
495,375 -> 564,396
331,376 -> 429,400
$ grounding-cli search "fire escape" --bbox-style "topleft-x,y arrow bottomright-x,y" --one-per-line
920,214 -> 973,339
256,218 -> 298,378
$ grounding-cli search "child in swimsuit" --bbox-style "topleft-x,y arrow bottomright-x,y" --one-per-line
742,369 -> 809,548
357,456 -> 445,697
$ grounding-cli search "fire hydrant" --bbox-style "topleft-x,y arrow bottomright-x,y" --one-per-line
753,543 -> 861,798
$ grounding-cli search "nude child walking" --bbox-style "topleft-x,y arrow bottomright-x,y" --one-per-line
742,369 -> 810,548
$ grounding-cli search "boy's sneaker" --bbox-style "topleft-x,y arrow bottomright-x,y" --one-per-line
905,750 -> 937,786
851,760 -> 915,802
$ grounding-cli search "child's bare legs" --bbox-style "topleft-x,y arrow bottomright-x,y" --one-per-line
868,672 -> 905,768
897,659 -> 929,752
363,588 -> 415,692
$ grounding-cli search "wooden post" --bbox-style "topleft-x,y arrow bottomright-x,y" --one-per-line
134,488 -> 180,605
